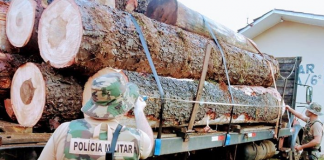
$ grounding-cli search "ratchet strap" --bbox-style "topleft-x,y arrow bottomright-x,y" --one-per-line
106,124 -> 123,160
130,14 -> 165,156
202,16 -> 235,146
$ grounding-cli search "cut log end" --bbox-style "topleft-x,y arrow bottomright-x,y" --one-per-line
6,0 -> 36,47
20,79 -> 36,105
10,62 -> 46,127
38,0 -> 82,68
146,0 -> 177,24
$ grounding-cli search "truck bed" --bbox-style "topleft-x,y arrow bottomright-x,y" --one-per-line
0,57 -> 302,157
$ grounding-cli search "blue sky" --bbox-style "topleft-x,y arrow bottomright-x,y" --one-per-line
177,0 -> 324,32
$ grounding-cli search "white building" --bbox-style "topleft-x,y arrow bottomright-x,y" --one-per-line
239,9 -> 324,150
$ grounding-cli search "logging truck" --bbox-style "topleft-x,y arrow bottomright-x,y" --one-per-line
0,0 -> 312,159
0,57 -> 306,160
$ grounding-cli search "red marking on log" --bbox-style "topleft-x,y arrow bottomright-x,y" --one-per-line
243,113 -> 254,121
206,110 -> 216,120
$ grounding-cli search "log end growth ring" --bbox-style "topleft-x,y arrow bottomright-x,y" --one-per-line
6,0 -> 36,47
10,62 -> 46,127
38,0 -> 82,68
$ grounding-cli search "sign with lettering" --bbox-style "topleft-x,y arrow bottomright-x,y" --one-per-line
298,63 -> 323,86
69,138 -> 134,157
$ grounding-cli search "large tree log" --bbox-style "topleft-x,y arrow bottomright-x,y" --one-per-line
83,69 -> 284,128
136,0 -> 152,13
115,0 -> 152,13
0,53 -> 34,99
39,0 -> 279,87
10,62 -> 82,128
0,1 -> 16,53
6,0 -> 52,52
146,0 -> 259,54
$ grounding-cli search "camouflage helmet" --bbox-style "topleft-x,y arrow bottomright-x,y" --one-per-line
81,73 -> 139,119
306,102 -> 323,116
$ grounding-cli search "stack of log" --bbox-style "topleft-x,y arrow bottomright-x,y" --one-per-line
0,0 -> 283,131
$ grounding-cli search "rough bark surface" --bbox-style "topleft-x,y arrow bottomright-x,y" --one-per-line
35,63 -> 83,129
0,53 -> 35,99
48,1 -> 279,87
135,0 -> 152,13
20,0 -> 45,53
146,0 -> 259,54
4,99 -> 15,121
119,71 -> 282,128
115,0 -> 152,13
0,2 -> 16,53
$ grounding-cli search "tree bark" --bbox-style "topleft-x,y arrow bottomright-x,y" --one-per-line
10,62 -> 83,129
115,0 -> 152,13
0,53 -> 35,99
6,0 -> 52,53
4,99 -> 15,121
135,0 -> 152,13
39,0 -> 279,87
146,0 -> 260,54
84,70 -> 283,128
0,1 -> 16,53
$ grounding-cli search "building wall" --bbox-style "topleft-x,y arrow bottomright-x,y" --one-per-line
253,21 -> 324,149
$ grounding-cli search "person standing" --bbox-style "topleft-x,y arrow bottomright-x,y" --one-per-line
38,73 -> 154,160
286,102 -> 323,160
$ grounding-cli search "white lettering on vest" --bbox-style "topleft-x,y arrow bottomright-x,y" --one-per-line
69,138 -> 134,157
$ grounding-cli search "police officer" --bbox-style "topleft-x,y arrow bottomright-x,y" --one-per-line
39,73 -> 153,160
286,102 -> 323,160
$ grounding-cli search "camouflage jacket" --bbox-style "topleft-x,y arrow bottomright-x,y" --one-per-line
64,119 -> 142,160
301,119 -> 323,149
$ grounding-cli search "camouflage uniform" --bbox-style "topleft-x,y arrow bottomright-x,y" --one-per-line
82,73 -> 139,120
38,73 -> 152,160
300,103 -> 323,160
64,119 -> 143,160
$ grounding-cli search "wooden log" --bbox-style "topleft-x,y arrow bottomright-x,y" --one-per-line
146,0 -> 260,54
0,53 -> 34,99
6,0 -> 52,52
83,69 -> 284,128
115,0 -> 152,13
0,1 -> 16,54
10,62 -> 82,128
39,0 -> 279,87
136,0 -> 152,13
4,99 -> 15,121
91,0 -> 115,8
115,0 -> 136,12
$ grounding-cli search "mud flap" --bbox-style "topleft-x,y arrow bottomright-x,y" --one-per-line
288,124 -> 302,149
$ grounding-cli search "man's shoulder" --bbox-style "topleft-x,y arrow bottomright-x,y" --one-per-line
310,120 -> 323,135
312,121 -> 323,128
